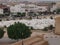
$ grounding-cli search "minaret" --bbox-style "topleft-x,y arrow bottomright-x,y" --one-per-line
25,1 -> 29,17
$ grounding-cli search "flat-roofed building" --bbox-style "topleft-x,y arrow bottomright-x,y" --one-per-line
56,2 -> 60,8
55,16 -> 60,35
0,8 -> 3,14
0,4 -> 10,15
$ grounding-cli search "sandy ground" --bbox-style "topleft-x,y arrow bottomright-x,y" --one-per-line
0,30 -> 60,45
31,31 -> 60,45
0,30 -> 17,45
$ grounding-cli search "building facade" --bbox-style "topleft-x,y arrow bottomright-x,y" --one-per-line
0,4 -> 10,15
10,2 -> 52,13
55,16 -> 60,35
0,8 -> 3,14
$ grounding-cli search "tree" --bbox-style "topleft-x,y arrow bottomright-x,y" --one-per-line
50,16 -> 53,19
37,12 -> 42,15
56,8 -> 60,14
7,22 -> 32,45
48,25 -> 54,30
28,11 -> 34,17
29,26 -> 33,30
17,12 -> 26,18
17,12 -> 21,17
43,27 -> 48,31
28,16 -> 32,20
34,13 -> 37,16
0,28 -> 5,39
21,12 -> 26,17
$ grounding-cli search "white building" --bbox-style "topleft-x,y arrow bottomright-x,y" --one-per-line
36,6 -> 48,12
0,8 -> 3,14
10,2 -> 51,14
10,3 -> 25,13
50,4 -> 57,12
10,3 -> 37,13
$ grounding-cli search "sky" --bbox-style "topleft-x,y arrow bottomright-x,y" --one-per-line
0,0 -> 60,3
22,0 -> 60,1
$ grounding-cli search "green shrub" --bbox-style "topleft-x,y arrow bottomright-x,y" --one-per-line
30,26 -> 33,30
48,25 -> 54,30
50,16 -> 53,19
7,22 -> 32,40
43,27 -> 48,31
0,28 -> 4,38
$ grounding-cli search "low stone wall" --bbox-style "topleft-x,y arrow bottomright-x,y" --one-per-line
11,35 -> 48,45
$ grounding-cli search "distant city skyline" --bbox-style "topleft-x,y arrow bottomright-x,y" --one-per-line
19,0 -> 60,2
7,0 -> 60,1
0,0 -> 60,3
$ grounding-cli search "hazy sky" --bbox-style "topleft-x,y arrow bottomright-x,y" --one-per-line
0,0 -> 60,3
20,0 -> 60,2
